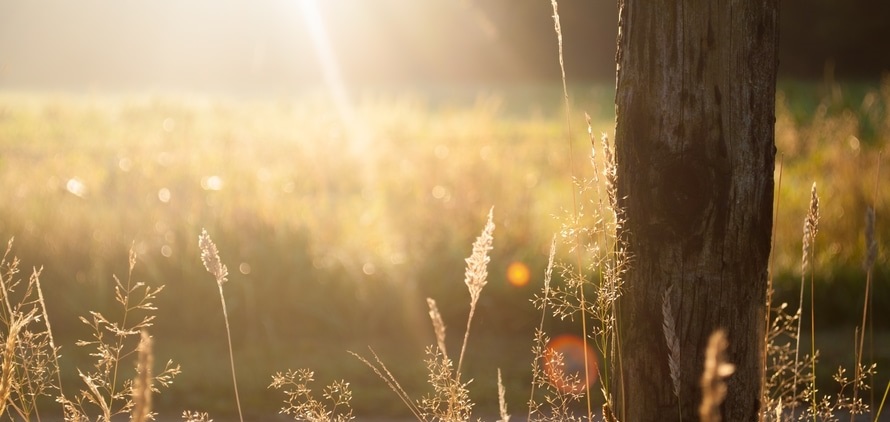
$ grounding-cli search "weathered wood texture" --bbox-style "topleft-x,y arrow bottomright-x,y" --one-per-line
612,1 -> 778,421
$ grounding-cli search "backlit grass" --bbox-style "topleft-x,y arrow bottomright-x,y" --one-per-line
0,78 -> 888,416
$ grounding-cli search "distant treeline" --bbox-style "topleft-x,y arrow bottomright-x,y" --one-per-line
488,0 -> 890,82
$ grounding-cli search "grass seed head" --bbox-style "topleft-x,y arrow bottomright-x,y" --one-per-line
464,208 -> 494,305
426,298 -> 448,359
802,183 -> 820,272
198,229 -> 228,285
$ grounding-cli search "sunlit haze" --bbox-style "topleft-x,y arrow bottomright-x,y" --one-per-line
0,0 -> 618,95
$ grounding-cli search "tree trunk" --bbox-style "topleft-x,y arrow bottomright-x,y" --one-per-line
612,1 -> 778,421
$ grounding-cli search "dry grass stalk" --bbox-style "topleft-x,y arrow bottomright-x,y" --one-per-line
793,183 -> 819,418
426,298 -> 448,360
599,132 -> 618,212
699,330 -> 735,422
198,229 -> 243,422
456,207 -> 494,377
65,249 -> 178,422
550,0 -> 593,418
852,206 -> 877,420
0,243 -> 64,420
0,310 -> 38,416
353,210 -> 495,422
877,381 -> 890,421
801,183 -> 820,274
662,285 -> 681,400
866,150 -> 882,415
864,206 -> 877,271
586,117 -> 624,415
199,229 -> 228,285
602,402 -> 617,422
34,267 -> 65,407
78,369 -> 112,421
131,330 -> 153,422
536,346 -> 587,420
544,235 -> 556,295
182,410 -> 212,422
269,368 -> 354,422
497,368 -> 509,422
527,236 -> 556,420
350,348 -> 425,421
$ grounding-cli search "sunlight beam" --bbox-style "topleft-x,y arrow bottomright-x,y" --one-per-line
298,0 -> 366,150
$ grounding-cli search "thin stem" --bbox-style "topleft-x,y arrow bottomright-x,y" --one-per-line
549,1 -> 593,418
217,284 -> 244,422
108,270 -> 135,418
528,314 -> 547,419
455,304 -> 476,379
529,236 -> 556,419
875,380 -> 890,421
762,154 -> 784,422
809,245 -> 817,422
854,269 -> 872,422
868,149 -> 882,418
34,271 -> 65,409
791,272 -> 805,419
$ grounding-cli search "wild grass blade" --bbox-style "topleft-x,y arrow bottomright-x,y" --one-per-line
198,229 -> 244,422
549,1 -> 593,419
456,207 -> 494,378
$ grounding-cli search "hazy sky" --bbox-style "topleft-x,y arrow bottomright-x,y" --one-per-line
1,0 -> 887,95
1,0 -> 605,94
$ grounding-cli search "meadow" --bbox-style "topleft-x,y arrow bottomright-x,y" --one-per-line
0,77 -> 888,419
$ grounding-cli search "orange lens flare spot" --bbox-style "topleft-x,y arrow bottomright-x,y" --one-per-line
543,334 -> 599,394
507,261 -> 531,287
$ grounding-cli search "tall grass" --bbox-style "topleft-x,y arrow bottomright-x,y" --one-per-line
197,230 -> 243,422
0,105 -> 885,421
0,51 -> 888,422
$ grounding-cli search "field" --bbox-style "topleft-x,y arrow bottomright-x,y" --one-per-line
0,79 -> 888,419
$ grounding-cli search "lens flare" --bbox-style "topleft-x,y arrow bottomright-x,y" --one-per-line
507,261 -> 530,287
543,334 -> 599,394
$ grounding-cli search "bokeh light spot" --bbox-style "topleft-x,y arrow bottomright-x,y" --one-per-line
239,262 -> 251,275
158,188 -> 171,203
432,185 -> 447,199
507,261 -> 530,287
66,178 -> 87,198
362,262 -> 376,275
160,245 -> 173,257
201,175 -> 224,191
543,334 -> 599,394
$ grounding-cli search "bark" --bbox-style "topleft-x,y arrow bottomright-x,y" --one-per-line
612,1 -> 778,421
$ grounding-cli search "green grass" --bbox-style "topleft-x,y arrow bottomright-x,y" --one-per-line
0,79 -> 888,417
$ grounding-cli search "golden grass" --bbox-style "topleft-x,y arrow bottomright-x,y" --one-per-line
0,106 -> 884,421
549,0 -> 595,417
197,229 -> 243,422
